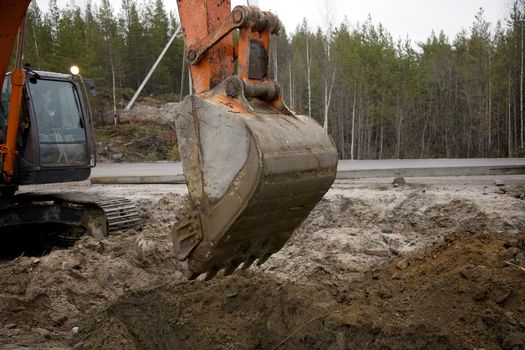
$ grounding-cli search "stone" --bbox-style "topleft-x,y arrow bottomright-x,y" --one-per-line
389,247 -> 401,256
393,177 -> 406,186
364,248 -> 389,257
136,237 -> 156,258
459,264 -> 480,280
61,258 -> 82,271
391,272 -> 402,280
396,260 -> 409,270
111,153 -> 124,162
381,225 -> 393,234
344,263 -> 363,273
224,284 -> 238,298
495,289 -> 512,304
495,179 -> 505,187
33,328 -> 52,339
4,323 -> 16,329
71,326 -> 80,337
505,311 -> 518,326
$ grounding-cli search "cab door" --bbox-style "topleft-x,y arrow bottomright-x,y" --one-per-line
27,78 -> 89,168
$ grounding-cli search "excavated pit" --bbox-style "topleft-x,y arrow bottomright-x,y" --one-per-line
0,179 -> 524,349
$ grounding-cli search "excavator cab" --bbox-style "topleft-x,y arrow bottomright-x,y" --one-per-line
172,1 -> 338,279
0,70 -> 95,190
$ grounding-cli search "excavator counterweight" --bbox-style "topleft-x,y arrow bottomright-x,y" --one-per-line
172,1 -> 338,279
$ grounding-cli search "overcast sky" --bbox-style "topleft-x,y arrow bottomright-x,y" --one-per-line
36,0 -> 511,44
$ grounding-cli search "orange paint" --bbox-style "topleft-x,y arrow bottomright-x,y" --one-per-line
0,68 -> 25,181
0,0 -> 31,183
177,0 -> 234,93
0,0 -> 31,91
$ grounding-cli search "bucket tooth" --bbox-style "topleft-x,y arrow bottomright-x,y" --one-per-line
188,272 -> 201,281
242,257 -> 256,270
172,77 -> 338,277
224,261 -> 242,276
256,254 -> 271,267
204,268 -> 220,281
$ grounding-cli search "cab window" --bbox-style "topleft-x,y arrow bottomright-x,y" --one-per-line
28,79 -> 88,166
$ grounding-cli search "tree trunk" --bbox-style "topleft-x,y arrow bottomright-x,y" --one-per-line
339,113 -> 345,159
379,102 -> 384,159
509,70 -> 513,157
488,52 -> 492,155
350,82 -> 356,160
108,38 -> 119,126
323,68 -> 336,132
288,58 -> 293,109
306,38 -> 312,118
419,99 -> 432,159
520,19 -> 525,149
273,36 -> 278,81
179,44 -> 186,101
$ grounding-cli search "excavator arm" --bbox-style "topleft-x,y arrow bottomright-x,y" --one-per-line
0,0 -> 32,184
172,0 -> 338,279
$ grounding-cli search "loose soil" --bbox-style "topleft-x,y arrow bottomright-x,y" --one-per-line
1,178 -> 524,349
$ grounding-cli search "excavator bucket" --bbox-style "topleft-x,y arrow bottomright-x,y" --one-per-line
172,2 -> 338,279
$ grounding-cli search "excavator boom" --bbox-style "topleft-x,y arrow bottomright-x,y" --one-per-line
172,0 -> 338,279
0,0 -> 31,91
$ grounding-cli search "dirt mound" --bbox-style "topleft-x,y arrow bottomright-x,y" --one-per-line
83,232 -> 525,350
95,122 -> 179,163
77,273 -> 335,350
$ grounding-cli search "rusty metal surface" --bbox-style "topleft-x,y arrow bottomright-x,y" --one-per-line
172,79 -> 338,279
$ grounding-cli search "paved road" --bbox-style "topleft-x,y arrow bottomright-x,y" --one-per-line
336,158 -> 525,178
90,158 -> 525,184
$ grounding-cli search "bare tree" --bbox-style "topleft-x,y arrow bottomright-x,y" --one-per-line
321,0 -> 337,133
306,38 -> 312,118
179,43 -> 186,101
520,13 -> 525,149
350,81 -> 357,160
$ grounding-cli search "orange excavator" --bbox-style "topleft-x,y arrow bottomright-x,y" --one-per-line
1,0 -> 338,279
0,0 -> 140,238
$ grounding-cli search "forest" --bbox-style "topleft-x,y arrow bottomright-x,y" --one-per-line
17,0 -> 525,159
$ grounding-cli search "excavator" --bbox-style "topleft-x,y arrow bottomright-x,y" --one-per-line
0,0 -> 140,240
1,0 -> 338,280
